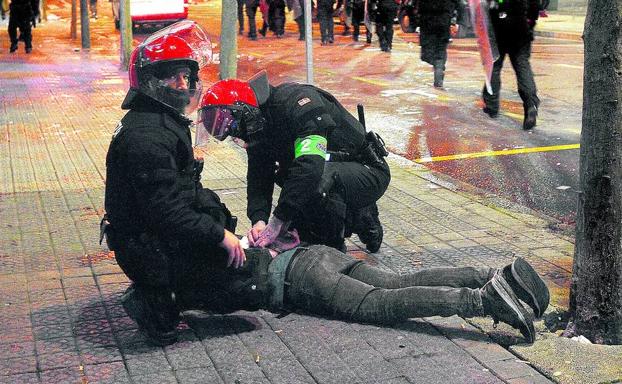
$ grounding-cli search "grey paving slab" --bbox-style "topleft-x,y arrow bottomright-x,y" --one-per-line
83,361 -> 132,384
38,366 -> 84,383
175,367 -> 225,384
80,346 -> 124,365
0,355 -> 37,376
1,372 -> 41,384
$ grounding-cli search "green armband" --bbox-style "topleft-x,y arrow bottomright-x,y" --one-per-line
294,135 -> 327,159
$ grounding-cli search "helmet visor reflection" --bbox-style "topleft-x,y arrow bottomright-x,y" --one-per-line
196,106 -> 236,143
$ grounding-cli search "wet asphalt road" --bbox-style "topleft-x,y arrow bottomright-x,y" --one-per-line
137,3 -> 585,225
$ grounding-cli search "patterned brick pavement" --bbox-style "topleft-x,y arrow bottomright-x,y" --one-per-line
0,2 -> 582,383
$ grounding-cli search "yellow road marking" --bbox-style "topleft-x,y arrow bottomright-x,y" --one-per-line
414,143 -> 580,163
351,76 -> 390,86
437,95 -> 455,102
317,68 -> 336,75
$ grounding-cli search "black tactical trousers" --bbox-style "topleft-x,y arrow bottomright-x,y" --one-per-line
286,246 -> 492,324
246,2 -> 259,38
8,11 -> 32,48
268,0 -> 285,35
374,6 -> 396,50
351,4 -> 370,41
113,232 -> 267,312
317,2 -> 334,42
419,29 -> 449,69
292,160 -> 390,249
237,0 -> 245,32
482,40 -> 540,115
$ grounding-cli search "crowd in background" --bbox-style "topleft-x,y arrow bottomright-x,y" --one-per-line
236,0 -> 544,130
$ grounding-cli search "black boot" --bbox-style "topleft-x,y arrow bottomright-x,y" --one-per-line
121,285 -> 180,346
354,203 -> 383,253
10,43 -> 18,53
433,60 -> 445,88
483,106 -> 499,118
502,258 -> 550,318
433,66 -> 444,88
353,25 -> 359,41
523,106 -> 538,130
481,271 -> 535,343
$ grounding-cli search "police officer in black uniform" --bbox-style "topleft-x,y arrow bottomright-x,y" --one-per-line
317,0 -> 336,44
197,71 -> 391,254
371,0 -> 398,52
483,0 -> 540,130
351,0 -> 372,43
268,0 -> 286,37
418,0 -> 461,88
246,0 -> 260,40
102,22 -> 245,346
8,0 -> 39,53
237,0 -> 245,35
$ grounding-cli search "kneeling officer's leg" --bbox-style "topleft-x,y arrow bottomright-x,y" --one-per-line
108,230 -> 181,346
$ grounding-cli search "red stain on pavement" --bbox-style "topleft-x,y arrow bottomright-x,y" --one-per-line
81,251 -> 115,266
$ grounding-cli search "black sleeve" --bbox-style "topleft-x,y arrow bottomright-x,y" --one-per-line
120,128 -> 225,247
246,147 -> 275,225
527,0 -> 540,25
31,0 -> 39,15
272,87 -> 335,221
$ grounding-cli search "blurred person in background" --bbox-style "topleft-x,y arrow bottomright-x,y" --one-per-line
418,0 -> 461,88
8,0 -> 39,53
371,0 -> 398,52
317,0 -> 335,44
482,0 -> 540,130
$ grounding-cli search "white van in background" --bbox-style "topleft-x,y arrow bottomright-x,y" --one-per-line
111,0 -> 189,30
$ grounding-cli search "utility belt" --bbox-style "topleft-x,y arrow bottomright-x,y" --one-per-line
326,131 -> 389,166
99,214 -> 181,252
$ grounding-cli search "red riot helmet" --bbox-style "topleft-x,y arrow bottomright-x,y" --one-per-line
126,20 -> 213,114
196,78 -> 266,144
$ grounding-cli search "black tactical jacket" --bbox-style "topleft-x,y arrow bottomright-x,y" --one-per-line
489,0 -> 540,48
246,83 -> 367,224
9,0 -> 39,17
418,0 -> 460,37
104,91 -> 229,249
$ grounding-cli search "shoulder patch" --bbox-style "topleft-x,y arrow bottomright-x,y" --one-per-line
112,121 -> 123,139
297,97 -> 312,107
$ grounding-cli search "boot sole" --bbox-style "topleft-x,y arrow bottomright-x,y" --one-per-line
364,227 -> 383,253
491,275 -> 535,343
511,258 -> 550,318
121,290 -> 177,347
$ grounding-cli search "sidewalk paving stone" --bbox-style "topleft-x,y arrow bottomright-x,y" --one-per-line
0,1 -> 613,383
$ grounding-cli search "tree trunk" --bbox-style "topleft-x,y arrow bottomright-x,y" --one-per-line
567,0 -> 622,344
71,0 -> 77,39
219,0 -> 237,80
80,0 -> 91,49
